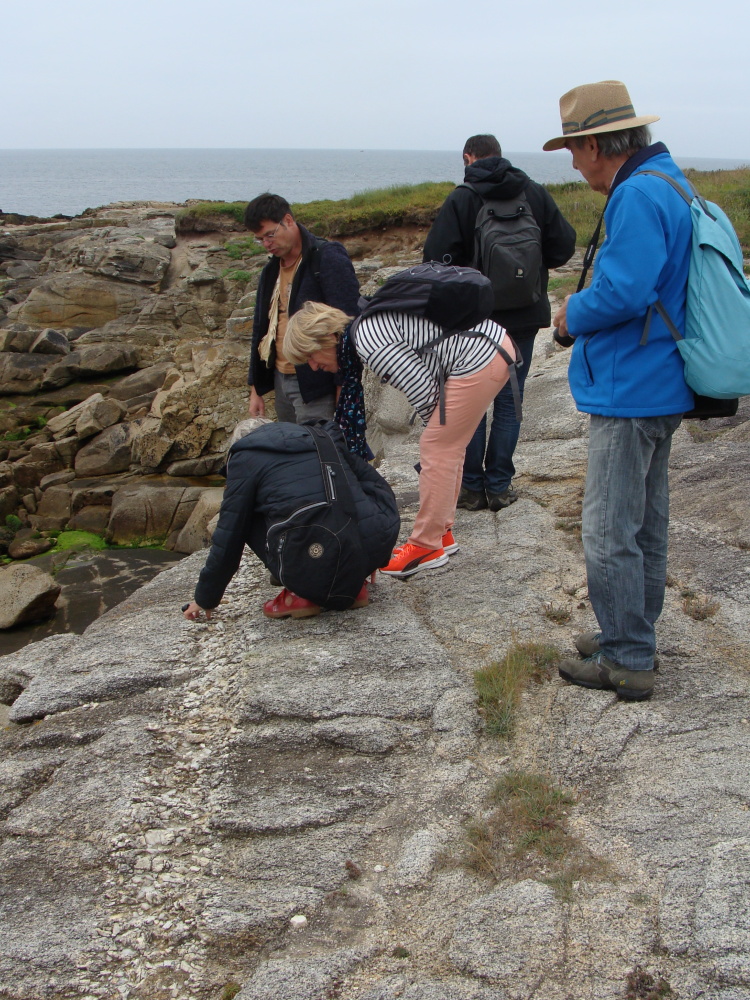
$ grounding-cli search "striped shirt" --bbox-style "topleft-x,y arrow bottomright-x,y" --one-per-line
352,312 -> 507,424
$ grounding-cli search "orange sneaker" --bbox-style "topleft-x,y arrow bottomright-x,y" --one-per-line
263,588 -> 322,619
380,542 -> 449,579
442,529 -> 459,556
352,582 -> 369,608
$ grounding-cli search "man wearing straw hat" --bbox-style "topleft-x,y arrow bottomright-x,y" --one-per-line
545,81 -> 694,700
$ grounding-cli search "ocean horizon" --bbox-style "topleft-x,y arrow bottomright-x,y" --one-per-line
1,148 -> 747,219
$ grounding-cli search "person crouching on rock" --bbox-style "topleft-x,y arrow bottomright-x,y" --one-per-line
182,417 -> 400,621
284,301 -> 512,580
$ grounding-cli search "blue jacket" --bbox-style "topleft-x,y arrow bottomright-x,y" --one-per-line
566,143 -> 694,416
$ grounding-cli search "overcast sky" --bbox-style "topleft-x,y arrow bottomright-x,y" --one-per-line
4,0 -> 749,159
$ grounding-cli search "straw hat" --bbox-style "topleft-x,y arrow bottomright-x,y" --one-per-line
543,80 -> 659,151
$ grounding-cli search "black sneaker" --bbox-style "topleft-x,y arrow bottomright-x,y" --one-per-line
574,631 -> 661,671
558,652 -> 654,701
456,487 -> 488,511
487,488 -> 519,512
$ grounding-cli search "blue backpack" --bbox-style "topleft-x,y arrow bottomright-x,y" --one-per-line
641,170 -> 750,400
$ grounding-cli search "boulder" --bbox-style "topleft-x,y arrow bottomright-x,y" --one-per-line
39,469 -> 76,491
71,234 -> 171,287
130,346 -> 247,469
28,485 -> 71,531
172,488 -> 224,553
75,395 -> 126,440
41,345 -> 139,390
0,563 -> 60,628
66,505 -> 110,533
8,536 -> 55,559
166,454 -> 225,477
0,484 -> 20,520
106,485 -> 203,545
108,362 -> 172,401
0,325 -> 39,353
12,274 -> 150,329
29,329 -> 70,355
0,353 -> 53,395
74,423 -> 136,477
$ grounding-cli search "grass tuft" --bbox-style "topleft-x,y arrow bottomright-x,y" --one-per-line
474,641 -> 559,739
681,589 -> 719,621
626,965 -> 678,999
462,770 -> 611,898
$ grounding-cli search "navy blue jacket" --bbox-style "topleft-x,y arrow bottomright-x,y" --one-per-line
248,225 -> 360,402
194,421 -> 399,609
423,156 -> 576,336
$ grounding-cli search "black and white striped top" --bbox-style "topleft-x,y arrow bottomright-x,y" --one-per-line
352,312 -> 508,424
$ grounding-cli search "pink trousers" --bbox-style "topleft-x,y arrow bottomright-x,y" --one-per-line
409,352 -> 510,551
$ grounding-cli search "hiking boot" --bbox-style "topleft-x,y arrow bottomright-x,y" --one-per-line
487,488 -> 519,512
574,631 -> 661,671
456,487 -> 488,511
380,542 -> 449,578
558,652 -> 655,701
442,529 -> 459,556
263,588 -> 322,619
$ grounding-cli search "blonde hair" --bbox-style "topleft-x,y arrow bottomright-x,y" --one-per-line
284,301 -> 351,365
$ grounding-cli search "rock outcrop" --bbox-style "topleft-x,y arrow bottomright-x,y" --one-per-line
0,342 -> 747,1000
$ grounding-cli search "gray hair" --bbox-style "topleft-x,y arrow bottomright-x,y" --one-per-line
573,125 -> 652,158
228,416 -> 272,449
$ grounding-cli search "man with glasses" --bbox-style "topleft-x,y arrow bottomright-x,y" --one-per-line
245,193 -> 360,422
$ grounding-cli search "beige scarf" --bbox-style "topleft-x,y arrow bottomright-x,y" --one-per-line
258,256 -> 302,364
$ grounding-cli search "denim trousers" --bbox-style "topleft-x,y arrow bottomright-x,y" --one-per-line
582,413 -> 683,670
462,334 -> 535,494
274,371 -> 335,423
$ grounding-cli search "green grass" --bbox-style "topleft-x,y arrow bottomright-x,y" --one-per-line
474,641 -> 559,739
547,166 -> 750,254
221,268 -> 254,283
176,168 -> 750,253
224,237 -> 267,260
51,530 -> 108,552
462,770 -> 611,897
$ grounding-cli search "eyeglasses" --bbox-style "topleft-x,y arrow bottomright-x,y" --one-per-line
253,221 -> 285,246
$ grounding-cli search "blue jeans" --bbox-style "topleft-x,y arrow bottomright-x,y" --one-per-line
583,413 -> 683,670
462,335 -> 535,494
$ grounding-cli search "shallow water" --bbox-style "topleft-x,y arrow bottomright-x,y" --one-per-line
0,547 -> 184,658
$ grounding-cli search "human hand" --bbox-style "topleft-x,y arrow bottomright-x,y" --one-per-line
248,388 -> 266,417
182,601 -> 212,621
552,295 -> 575,347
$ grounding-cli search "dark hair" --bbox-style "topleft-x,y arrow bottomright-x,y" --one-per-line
463,134 -> 501,160
244,193 -> 292,231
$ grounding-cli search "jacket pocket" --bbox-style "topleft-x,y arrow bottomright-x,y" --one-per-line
580,337 -> 595,387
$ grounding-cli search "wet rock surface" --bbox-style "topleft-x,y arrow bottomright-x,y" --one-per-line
0,345 -> 747,999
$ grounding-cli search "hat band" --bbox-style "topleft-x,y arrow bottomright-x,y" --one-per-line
562,104 -> 636,136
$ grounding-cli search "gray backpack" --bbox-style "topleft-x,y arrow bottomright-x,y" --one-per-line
460,182 -> 543,310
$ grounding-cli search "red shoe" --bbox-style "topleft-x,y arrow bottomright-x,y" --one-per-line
263,588 -> 322,619
352,582 -> 369,609
380,542 -> 449,579
442,529 -> 459,556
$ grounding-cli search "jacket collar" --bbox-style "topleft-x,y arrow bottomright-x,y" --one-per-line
609,142 -> 669,196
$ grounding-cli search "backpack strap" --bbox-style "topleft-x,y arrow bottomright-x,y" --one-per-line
416,329 -> 523,424
309,236 -> 328,285
637,170 -> 697,345
304,424 -> 358,519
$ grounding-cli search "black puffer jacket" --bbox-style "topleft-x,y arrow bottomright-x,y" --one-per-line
194,421 -> 399,609
423,156 -> 576,334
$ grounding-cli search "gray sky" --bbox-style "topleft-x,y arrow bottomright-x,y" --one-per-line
4,0 -> 749,159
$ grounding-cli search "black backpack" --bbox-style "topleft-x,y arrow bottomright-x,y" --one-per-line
351,261 -> 522,424
265,425 -> 369,610
460,182 -> 543,310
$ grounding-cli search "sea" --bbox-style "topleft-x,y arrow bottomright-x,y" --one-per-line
1,148 -> 748,220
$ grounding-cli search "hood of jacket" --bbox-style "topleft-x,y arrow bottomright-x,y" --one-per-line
228,420 -> 345,460
464,156 -> 530,200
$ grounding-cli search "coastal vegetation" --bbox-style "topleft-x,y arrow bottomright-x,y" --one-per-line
180,167 -> 750,251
